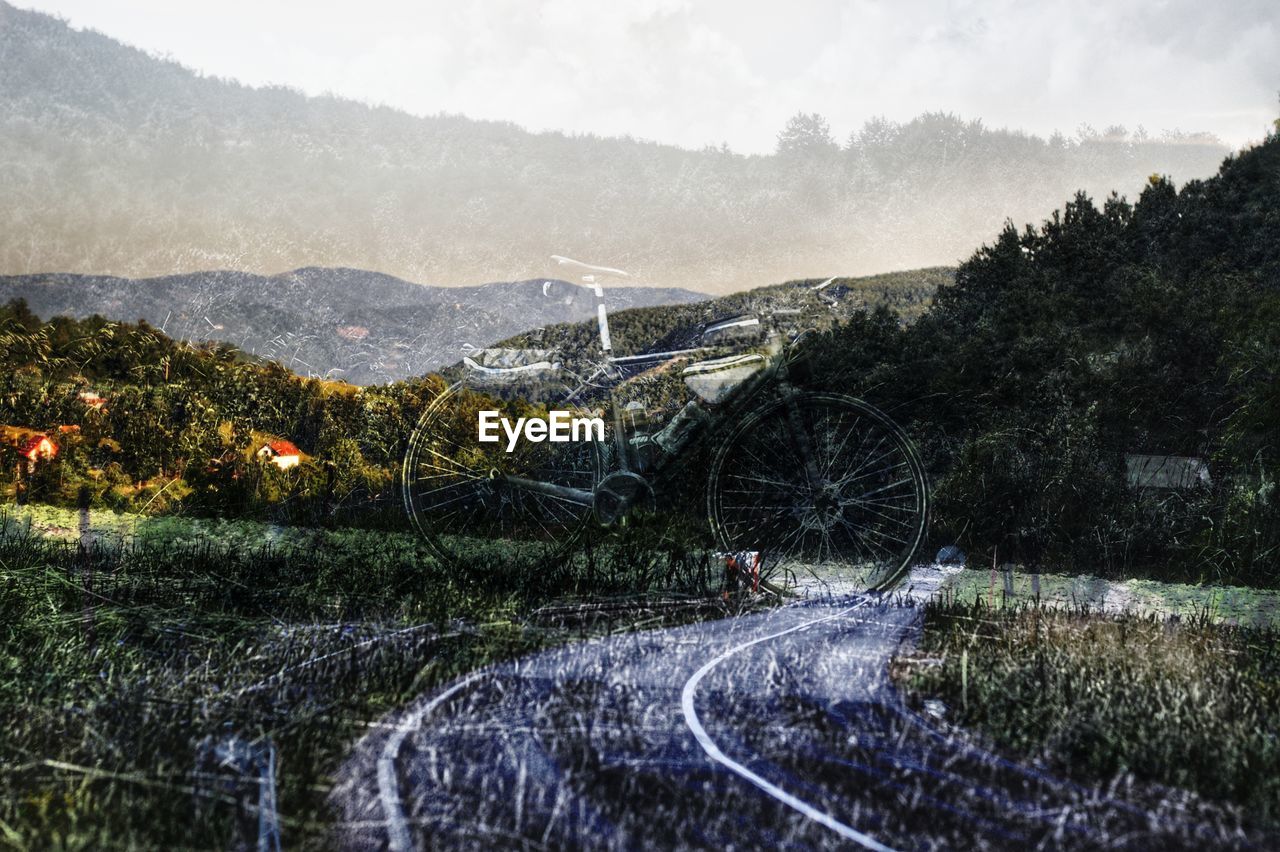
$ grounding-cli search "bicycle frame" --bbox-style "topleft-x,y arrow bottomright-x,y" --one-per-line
486,274 -> 808,514
409,260 -> 928,578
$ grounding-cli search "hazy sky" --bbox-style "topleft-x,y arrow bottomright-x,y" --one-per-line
15,0 -> 1280,153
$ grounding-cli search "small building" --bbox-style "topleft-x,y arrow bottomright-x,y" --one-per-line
256,439 -> 302,471
18,434 -> 57,462
15,433 -> 57,475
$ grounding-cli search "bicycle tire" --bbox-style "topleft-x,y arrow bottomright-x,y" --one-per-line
402,379 -> 604,565
707,392 -> 928,590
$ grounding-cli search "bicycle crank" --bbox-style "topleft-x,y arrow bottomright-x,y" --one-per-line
592,471 -> 655,526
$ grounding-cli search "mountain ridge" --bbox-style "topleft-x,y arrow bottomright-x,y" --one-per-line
0,267 -> 708,385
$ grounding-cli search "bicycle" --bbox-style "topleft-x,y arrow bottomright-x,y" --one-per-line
402,256 -> 929,589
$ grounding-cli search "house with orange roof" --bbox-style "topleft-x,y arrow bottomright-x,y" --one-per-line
2,427 -> 59,476
256,438 -> 303,470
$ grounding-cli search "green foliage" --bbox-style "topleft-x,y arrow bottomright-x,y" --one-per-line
0,304 -> 444,523
807,133 -> 1280,582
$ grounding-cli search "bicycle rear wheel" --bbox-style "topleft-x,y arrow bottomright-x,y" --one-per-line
402,379 -> 603,565
707,393 -> 928,590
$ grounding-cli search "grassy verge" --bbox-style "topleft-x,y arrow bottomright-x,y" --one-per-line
0,517 -> 749,849
4,502 -> 410,553
895,599 -> 1280,832
941,566 -> 1280,627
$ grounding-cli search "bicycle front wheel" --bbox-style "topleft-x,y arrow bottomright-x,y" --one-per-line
402,380 -> 603,565
707,393 -> 928,589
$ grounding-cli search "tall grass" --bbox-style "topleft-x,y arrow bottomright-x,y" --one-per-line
898,599 -> 1280,831
0,518 -> 728,848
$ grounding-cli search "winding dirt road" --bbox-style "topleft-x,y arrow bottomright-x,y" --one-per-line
332,566 -> 1251,850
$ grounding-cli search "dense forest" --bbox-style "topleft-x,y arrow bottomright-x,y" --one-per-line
804,126 -> 1280,584
497,126 -> 1280,584
0,2 -> 1227,292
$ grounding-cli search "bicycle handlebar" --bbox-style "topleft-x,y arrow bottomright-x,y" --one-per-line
550,255 -> 632,279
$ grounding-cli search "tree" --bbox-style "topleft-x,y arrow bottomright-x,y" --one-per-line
775,112 -> 838,158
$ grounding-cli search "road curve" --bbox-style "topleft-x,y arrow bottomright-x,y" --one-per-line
331,566 -> 1249,850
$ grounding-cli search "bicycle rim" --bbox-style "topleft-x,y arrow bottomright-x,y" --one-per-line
401,380 -> 602,565
707,393 -> 928,590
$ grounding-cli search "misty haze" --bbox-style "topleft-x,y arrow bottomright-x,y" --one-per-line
0,1 -> 1234,294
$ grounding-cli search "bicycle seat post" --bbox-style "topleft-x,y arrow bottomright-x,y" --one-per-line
550,255 -> 629,357
583,275 -> 613,355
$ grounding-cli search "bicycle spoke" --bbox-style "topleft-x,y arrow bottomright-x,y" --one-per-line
849,477 -> 916,502
404,381 -> 598,561
726,470 -> 802,492
833,516 -> 894,563
414,468 -> 485,483
820,411 -> 863,479
840,514 -> 908,550
842,499 -> 918,529
420,444 -> 479,473
419,488 -> 485,514
841,490 -> 918,509
739,440 -> 798,479
835,432 -> 890,482
711,394 -> 927,583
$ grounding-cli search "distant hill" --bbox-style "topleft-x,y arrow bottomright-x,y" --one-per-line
0,1 -> 1229,292
498,267 -> 954,371
0,268 -> 707,384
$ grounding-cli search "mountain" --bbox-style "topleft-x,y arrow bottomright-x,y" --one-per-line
0,1 -> 1229,293
0,268 -> 707,384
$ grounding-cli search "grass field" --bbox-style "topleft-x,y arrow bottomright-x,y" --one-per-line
8,503 -> 1280,845
896,599 -> 1280,835
4,502 -> 407,554
0,509 -> 752,849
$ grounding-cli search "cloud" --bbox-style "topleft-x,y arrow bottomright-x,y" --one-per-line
16,0 -> 1280,151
